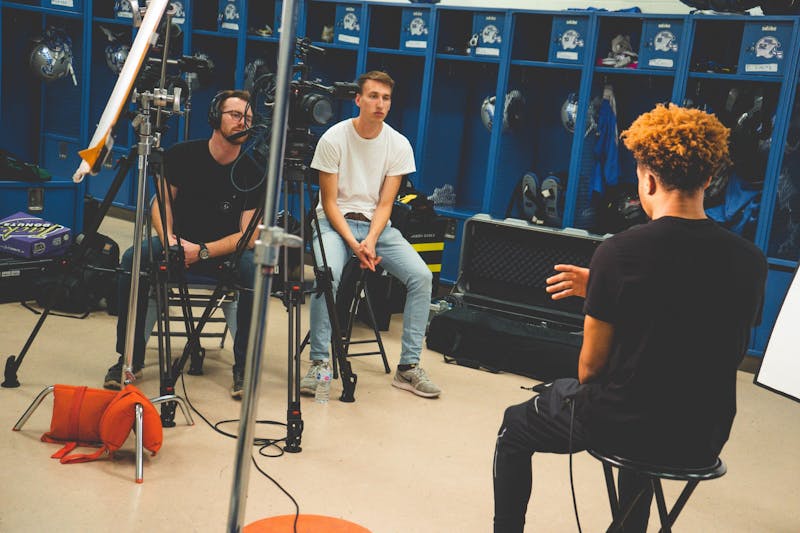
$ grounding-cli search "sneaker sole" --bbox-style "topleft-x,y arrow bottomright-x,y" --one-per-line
231,389 -> 243,400
299,385 -> 317,396
392,378 -> 441,398
103,369 -> 142,390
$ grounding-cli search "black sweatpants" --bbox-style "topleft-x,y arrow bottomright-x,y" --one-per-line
492,378 -> 653,532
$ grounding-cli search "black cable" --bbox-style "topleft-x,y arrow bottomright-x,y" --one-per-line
176,374 -> 300,532
568,398 -> 583,533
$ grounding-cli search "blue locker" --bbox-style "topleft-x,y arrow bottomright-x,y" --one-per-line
218,0 -> 244,33
401,8 -> 432,51
639,20 -> 682,70
738,21 -> 793,76
0,181 -> 83,234
471,12 -> 504,58
549,16 -> 589,64
335,4 -> 362,45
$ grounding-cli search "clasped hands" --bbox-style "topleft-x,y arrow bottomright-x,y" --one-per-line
351,237 -> 381,271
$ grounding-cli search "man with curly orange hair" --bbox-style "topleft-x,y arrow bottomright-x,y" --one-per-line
493,104 -> 767,532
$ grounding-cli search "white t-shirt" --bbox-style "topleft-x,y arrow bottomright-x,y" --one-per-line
310,118 -> 416,221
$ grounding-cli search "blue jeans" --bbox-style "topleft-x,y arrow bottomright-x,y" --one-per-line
115,236 -> 255,375
309,218 -> 432,365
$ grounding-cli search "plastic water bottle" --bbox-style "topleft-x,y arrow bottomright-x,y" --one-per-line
315,363 -> 332,404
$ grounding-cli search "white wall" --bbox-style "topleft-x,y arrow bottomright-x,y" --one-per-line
380,1 -> 765,15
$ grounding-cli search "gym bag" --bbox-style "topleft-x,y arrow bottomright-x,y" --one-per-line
41,384 -> 162,464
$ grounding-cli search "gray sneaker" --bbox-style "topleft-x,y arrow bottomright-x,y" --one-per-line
392,366 -> 441,398
300,360 -> 326,395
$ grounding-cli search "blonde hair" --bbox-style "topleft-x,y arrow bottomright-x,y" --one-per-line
621,103 -> 731,191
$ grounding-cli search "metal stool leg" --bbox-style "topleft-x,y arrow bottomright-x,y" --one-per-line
360,278 -> 391,374
150,394 -> 194,426
12,385 -> 55,430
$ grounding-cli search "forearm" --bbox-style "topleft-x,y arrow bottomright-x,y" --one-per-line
322,200 -> 359,248
367,201 -> 393,241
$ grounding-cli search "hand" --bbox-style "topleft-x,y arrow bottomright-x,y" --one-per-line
180,239 -> 201,267
352,241 -> 381,271
359,236 -> 381,271
545,264 -> 589,300
168,234 -> 179,247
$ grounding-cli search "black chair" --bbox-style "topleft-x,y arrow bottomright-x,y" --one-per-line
334,256 -> 391,374
587,449 -> 727,532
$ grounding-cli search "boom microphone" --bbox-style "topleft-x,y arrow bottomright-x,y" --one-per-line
226,128 -> 254,142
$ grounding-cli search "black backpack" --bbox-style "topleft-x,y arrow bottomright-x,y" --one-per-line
34,233 -> 120,316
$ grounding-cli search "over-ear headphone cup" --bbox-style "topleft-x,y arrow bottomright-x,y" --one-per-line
208,91 -> 225,129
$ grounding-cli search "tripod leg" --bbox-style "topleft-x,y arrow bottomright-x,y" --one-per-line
2,148 -> 137,388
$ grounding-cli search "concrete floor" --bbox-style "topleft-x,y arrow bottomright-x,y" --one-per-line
0,215 -> 798,532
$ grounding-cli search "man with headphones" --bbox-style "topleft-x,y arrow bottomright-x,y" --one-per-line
103,89 -> 264,399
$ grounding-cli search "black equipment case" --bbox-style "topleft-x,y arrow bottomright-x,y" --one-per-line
426,214 -> 606,381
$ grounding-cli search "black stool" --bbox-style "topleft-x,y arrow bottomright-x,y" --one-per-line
334,257 -> 391,373
587,449 -> 727,532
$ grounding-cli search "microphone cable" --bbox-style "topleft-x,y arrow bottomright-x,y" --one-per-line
567,397 -> 583,533
176,372 -> 301,533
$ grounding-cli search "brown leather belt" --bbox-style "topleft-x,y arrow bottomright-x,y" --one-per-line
344,212 -> 370,223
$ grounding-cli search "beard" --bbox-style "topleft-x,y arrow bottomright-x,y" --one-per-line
222,125 -> 249,145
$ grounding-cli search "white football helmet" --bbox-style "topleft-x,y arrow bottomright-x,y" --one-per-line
755,36 -> 783,59
560,29 -> 584,50
653,30 -> 678,52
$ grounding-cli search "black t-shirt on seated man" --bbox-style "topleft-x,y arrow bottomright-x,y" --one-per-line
576,216 -> 767,466
163,139 -> 264,245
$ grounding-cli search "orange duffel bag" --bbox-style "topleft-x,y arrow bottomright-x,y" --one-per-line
41,384 -> 162,463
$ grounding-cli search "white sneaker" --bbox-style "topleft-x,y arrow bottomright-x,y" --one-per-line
392,366 -> 441,398
300,361 -> 325,395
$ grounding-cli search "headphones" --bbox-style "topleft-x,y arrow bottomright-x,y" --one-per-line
207,91 -> 226,129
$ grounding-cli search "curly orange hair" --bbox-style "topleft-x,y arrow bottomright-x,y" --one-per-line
621,103 -> 730,192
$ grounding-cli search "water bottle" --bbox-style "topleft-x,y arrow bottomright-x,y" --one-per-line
315,362 -> 332,404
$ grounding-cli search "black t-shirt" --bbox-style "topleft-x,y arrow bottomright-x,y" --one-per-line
163,140 -> 264,244
577,217 -> 766,466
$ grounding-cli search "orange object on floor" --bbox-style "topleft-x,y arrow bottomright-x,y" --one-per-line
244,514 -> 371,532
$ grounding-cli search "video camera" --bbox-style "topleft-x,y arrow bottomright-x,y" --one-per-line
248,38 -> 359,181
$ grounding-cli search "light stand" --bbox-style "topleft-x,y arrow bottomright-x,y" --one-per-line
227,0 -> 305,529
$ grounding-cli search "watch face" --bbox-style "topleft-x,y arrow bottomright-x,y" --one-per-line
199,246 -> 209,260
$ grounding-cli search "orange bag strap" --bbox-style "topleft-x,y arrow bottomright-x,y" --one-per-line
46,386 -> 88,459
52,386 -> 110,464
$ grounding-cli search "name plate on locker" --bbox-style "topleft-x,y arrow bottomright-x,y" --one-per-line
738,21 -> 792,76
549,16 -> 588,64
335,4 -> 361,45
43,0 -> 81,9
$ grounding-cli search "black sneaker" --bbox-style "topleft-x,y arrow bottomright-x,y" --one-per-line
103,361 -> 143,390
231,370 -> 244,400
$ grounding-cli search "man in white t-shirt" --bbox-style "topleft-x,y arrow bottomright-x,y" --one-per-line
302,70 -> 441,398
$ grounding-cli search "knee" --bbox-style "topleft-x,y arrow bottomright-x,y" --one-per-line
406,264 -> 432,292
121,246 -> 135,270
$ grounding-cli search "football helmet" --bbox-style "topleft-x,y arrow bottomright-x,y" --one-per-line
755,36 -> 783,59
653,30 -> 678,52
560,29 -> 584,50
29,28 -> 76,85
560,93 -> 598,136
104,44 -> 130,75
480,90 -> 525,132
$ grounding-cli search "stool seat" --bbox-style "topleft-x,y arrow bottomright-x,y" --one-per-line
587,449 -> 727,481
587,448 -> 726,533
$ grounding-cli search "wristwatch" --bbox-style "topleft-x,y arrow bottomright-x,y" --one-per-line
198,243 -> 210,261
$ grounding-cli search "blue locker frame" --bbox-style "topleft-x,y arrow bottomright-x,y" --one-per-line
2,0 -> 800,357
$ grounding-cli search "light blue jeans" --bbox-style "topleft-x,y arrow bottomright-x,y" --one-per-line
309,217 -> 432,365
